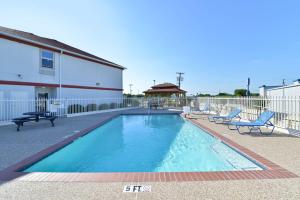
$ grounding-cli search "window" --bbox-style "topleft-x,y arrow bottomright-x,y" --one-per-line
41,50 -> 54,68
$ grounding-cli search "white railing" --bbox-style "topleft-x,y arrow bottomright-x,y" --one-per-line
0,97 -> 188,124
1,96 -> 300,133
195,96 -> 300,131
0,98 -> 143,124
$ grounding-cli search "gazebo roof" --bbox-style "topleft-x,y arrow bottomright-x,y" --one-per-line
143,82 -> 186,94
152,83 -> 179,89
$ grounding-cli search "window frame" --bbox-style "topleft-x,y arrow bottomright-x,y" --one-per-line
40,49 -> 55,69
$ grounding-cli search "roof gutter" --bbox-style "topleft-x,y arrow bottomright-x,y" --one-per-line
0,31 -> 126,70
266,83 -> 300,91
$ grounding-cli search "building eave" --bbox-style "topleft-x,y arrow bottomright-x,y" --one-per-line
0,32 -> 126,70
265,84 -> 300,91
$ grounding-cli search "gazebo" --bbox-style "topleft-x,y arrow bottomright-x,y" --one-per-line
143,83 -> 186,97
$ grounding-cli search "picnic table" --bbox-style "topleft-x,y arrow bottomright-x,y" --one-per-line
23,111 -> 52,120
12,111 -> 57,131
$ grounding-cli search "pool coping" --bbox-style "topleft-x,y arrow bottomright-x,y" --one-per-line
0,113 -> 298,182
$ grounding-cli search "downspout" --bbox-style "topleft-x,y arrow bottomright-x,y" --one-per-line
59,50 -> 63,99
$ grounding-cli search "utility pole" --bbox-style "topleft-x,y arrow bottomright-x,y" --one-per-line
153,80 -> 156,86
129,84 -> 133,95
247,77 -> 250,96
282,79 -> 286,97
176,72 -> 184,89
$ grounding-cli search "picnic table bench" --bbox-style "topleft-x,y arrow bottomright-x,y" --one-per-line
12,111 -> 57,131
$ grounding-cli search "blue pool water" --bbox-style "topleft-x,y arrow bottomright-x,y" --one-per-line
24,114 -> 262,172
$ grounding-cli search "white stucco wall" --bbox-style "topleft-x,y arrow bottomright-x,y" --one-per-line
266,85 -> 300,97
0,85 -> 35,120
0,38 -> 123,99
61,88 -> 122,99
0,38 -> 59,84
259,87 -> 266,96
0,85 -> 34,99
61,54 -> 123,90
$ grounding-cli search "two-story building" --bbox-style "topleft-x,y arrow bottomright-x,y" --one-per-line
0,26 -> 125,101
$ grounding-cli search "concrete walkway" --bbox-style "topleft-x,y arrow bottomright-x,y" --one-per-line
0,110 -> 300,199
0,108 -> 180,170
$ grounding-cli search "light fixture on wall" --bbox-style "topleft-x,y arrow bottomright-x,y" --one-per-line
17,74 -> 23,79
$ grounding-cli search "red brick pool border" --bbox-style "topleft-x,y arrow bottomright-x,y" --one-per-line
0,114 -> 298,182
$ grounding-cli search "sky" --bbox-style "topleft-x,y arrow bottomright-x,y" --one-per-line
1,0 -> 300,95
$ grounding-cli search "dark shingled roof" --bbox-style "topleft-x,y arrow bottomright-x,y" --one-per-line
0,26 -> 123,69
152,83 -> 179,88
144,82 -> 186,93
143,88 -> 186,93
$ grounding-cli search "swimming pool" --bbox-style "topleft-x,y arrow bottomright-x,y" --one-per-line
24,114 -> 262,172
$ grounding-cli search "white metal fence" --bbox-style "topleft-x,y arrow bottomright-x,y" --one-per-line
0,97 -> 188,124
0,98 -> 138,123
195,96 -> 300,131
1,96 -> 300,133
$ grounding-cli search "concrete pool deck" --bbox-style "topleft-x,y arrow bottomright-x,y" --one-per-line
0,109 -> 300,199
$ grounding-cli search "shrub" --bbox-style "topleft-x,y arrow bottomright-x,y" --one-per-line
86,104 -> 97,112
109,103 -> 117,109
67,104 -> 85,114
98,103 -> 109,110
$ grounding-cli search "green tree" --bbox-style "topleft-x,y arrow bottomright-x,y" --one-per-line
234,89 -> 247,96
195,93 -> 212,97
217,92 -> 232,96
123,93 -> 144,97
251,93 -> 259,96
